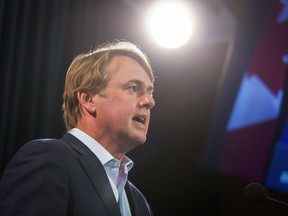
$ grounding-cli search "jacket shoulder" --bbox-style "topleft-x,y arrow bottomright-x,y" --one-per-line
126,181 -> 153,216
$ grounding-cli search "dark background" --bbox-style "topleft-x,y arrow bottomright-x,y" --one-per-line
1,0 -> 288,215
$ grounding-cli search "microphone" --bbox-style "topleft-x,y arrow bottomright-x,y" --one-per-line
244,182 -> 288,207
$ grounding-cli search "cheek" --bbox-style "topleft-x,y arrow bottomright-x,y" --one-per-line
99,94 -> 137,122
104,102 -> 134,122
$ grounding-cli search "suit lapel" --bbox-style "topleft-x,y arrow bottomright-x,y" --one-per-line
125,181 -> 153,216
125,182 -> 137,216
62,133 -> 121,216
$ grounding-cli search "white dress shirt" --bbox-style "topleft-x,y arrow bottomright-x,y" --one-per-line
69,128 -> 133,216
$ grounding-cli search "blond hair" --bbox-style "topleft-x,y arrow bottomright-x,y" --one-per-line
62,40 -> 154,130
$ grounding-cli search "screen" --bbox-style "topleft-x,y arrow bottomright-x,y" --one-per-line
204,0 -> 288,195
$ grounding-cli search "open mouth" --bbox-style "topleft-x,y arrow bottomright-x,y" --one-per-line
132,115 -> 146,125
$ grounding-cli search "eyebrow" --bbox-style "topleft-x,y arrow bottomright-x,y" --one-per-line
127,79 -> 154,93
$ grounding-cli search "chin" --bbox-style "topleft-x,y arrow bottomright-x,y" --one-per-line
130,131 -> 147,142
137,135 -> 147,144
130,136 -> 147,147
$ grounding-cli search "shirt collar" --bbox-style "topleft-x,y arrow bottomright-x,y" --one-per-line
69,128 -> 134,170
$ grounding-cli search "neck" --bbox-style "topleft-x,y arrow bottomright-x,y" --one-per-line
75,125 -> 127,161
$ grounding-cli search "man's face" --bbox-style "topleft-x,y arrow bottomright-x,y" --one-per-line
93,55 -> 155,152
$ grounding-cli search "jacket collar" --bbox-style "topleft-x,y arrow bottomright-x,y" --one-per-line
62,133 -> 121,216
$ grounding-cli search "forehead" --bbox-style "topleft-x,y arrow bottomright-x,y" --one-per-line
106,55 -> 153,83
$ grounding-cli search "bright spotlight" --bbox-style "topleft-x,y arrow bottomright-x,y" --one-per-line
146,1 -> 193,49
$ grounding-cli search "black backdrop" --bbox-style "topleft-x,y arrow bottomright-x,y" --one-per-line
1,0 -> 288,215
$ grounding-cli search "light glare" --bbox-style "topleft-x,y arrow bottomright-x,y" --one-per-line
147,1 -> 193,49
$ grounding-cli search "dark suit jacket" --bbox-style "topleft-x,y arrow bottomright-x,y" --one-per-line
0,133 -> 153,216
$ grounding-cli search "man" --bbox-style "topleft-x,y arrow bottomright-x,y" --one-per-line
0,40 -> 155,216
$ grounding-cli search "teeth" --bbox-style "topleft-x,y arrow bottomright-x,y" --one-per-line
134,116 -> 145,124
138,117 -> 145,123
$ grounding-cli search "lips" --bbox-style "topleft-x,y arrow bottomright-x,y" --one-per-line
132,115 -> 146,125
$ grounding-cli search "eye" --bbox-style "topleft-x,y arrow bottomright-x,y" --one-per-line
127,85 -> 138,93
147,87 -> 154,96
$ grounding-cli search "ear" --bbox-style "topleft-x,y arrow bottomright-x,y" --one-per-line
77,91 -> 96,114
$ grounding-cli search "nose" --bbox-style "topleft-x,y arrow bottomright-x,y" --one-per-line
139,93 -> 155,110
